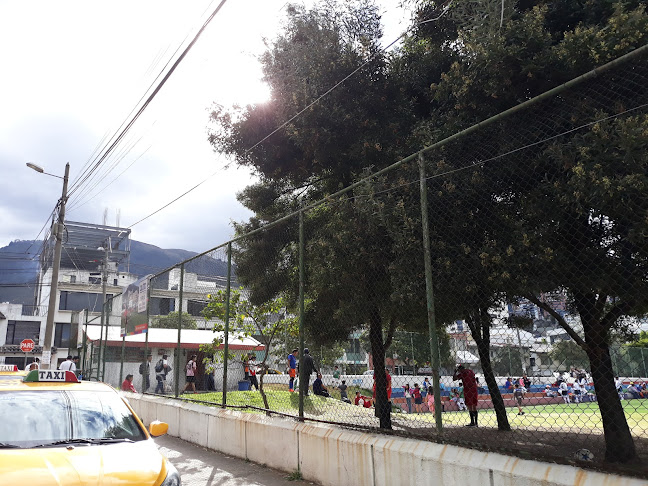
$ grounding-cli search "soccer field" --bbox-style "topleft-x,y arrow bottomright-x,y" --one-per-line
402,399 -> 648,435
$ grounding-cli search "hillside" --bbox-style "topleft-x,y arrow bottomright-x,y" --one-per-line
0,239 -> 228,304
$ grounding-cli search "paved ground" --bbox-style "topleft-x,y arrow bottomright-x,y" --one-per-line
154,434 -> 319,486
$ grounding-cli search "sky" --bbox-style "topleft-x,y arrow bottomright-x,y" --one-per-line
0,0 -> 411,253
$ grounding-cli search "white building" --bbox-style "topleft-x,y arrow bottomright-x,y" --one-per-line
0,221 -> 137,369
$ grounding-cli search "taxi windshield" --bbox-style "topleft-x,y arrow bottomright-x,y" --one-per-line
0,390 -> 146,448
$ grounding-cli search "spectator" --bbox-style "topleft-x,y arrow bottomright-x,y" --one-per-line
627,383 -> 641,399
139,354 -> 152,392
372,367 -> 392,402
155,354 -> 171,394
615,377 -> 624,400
513,384 -> 525,415
504,377 -> 513,392
544,385 -> 557,398
313,373 -> 330,397
338,380 -> 350,403
476,377 -> 486,394
560,381 -> 570,404
413,383 -> 423,413
248,353 -> 259,391
287,348 -> 298,392
572,379 -> 582,403
354,391 -> 372,408
121,374 -> 137,393
183,354 -> 198,394
403,384 -> 412,414
27,359 -> 39,371
426,386 -> 437,414
205,359 -> 216,391
522,374 -> 531,389
302,348 -> 318,395
422,377 -> 430,393
332,365 -> 341,386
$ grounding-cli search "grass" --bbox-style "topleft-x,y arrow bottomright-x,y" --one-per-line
182,388 -> 648,436
285,470 -> 303,481
400,400 -> 648,434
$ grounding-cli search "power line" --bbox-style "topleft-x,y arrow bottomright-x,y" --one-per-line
124,5 -> 449,229
67,0 -> 229,206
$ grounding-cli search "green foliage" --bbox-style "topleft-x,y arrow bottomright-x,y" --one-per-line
549,340 -> 590,371
151,312 -> 197,330
491,346 -> 525,377
628,330 -> 648,347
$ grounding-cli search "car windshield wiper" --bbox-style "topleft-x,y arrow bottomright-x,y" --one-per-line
0,442 -> 21,448
33,437 -> 134,448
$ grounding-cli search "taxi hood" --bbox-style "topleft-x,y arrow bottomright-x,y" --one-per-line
0,439 -> 167,486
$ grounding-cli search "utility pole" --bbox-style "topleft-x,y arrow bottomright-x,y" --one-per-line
41,163 -> 70,370
100,245 -> 109,381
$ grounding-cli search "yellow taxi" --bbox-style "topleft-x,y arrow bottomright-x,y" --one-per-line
0,369 -> 180,485
0,364 -> 27,381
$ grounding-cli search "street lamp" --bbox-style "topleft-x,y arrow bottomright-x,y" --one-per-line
27,162 -> 70,370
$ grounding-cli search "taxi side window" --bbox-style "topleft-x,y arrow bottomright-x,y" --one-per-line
69,391 -> 145,441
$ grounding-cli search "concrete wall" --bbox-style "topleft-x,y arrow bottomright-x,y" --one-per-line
123,393 -> 647,486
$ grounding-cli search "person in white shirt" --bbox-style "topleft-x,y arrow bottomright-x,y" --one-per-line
572,380 -> 581,403
615,377 -> 624,400
559,381 -> 570,404
59,355 -> 77,373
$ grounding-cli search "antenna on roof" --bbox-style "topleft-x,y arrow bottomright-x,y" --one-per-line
116,208 -> 121,228
103,208 -> 108,226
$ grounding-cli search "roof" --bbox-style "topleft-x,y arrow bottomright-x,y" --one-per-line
0,311 -> 5,319
84,325 -> 264,350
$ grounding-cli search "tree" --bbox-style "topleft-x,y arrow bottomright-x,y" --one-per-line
548,340 -> 590,371
201,289 -> 294,413
404,0 -> 648,462
209,1 -> 419,430
151,312 -> 197,329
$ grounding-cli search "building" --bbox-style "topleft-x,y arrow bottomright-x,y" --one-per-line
0,221 -> 137,369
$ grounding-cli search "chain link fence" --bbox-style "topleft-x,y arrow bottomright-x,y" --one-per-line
79,46 -> 648,473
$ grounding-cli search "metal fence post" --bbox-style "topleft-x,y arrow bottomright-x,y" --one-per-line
222,242 -> 232,408
119,334 -> 125,386
175,264 -> 184,397
81,309 -> 88,380
144,280 -> 151,392
418,153 -> 443,433
298,209 -> 305,420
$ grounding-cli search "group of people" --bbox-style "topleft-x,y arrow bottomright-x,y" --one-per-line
616,377 -> 648,400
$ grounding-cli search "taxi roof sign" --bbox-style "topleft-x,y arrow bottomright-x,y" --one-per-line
0,364 -> 18,372
24,370 -> 79,383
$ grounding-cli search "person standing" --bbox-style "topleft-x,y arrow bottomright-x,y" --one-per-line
248,353 -> 259,391
615,377 -> 624,400
121,374 -> 137,393
338,380 -> 350,403
155,354 -> 171,394
287,348 -> 298,392
513,384 -> 526,415
59,355 -> 76,373
523,374 -> 531,389
403,384 -> 412,413
560,380 -> 570,403
302,348 -> 318,395
456,383 -> 466,411
139,354 -> 152,392
333,365 -> 341,387
412,383 -> 423,413
183,354 -> 198,394
572,378 -> 582,403
453,364 -> 479,427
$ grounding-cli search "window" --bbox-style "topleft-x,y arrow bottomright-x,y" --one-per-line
529,357 -> 536,367
149,297 -> 175,315
59,292 -> 112,312
113,278 -> 118,286
70,275 -> 76,283
54,323 -> 71,348
89,277 -> 102,285
187,300 -> 207,317
5,321 -> 40,345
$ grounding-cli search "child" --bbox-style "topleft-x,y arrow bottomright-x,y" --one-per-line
403,384 -> 412,413
412,383 -> 423,413
560,381 -> 570,404
513,384 -> 525,415
456,382 -> 467,411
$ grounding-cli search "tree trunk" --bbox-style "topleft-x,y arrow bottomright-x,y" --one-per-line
259,366 -> 270,416
468,313 -> 511,431
587,332 -> 637,462
369,309 -> 391,429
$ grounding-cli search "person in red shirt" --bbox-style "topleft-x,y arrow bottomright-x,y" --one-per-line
372,368 -> 393,401
121,374 -> 137,393
354,391 -> 372,408
453,364 -> 479,427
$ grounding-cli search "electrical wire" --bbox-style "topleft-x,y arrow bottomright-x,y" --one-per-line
124,4 -> 450,229
67,0 -> 229,207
